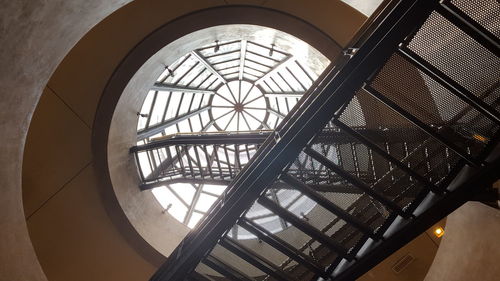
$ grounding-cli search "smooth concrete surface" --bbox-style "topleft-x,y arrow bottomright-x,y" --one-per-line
23,87 -> 92,219
12,1 -> 366,281
424,202 -> 500,281
0,1 -> 131,281
26,163 -> 157,281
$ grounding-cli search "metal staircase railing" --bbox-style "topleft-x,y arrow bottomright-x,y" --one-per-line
148,0 -> 500,280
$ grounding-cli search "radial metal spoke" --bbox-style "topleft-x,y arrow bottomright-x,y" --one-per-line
225,83 -> 239,104
242,94 -> 263,106
212,108 -> 234,123
240,84 -> 256,104
223,112 -> 237,131
215,92 -> 236,105
151,83 -> 215,95
243,107 -> 266,111
191,50 -> 227,84
241,113 -> 253,130
213,105 -> 236,109
242,109 -> 270,130
237,112 -> 241,131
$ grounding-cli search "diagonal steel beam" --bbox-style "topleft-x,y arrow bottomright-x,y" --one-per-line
264,91 -> 305,98
332,156 -> 500,280
255,54 -> 293,85
192,50 -> 227,84
267,108 -> 286,119
137,106 -> 211,140
150,82 -> 215,95
238,40 -> 247,81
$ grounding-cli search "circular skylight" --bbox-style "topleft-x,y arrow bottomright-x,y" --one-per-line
133,27 -> 330,239
211,80 -> 267,131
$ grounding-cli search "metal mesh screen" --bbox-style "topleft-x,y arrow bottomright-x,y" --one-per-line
407,11 -> 500,98
451,0 -> 500,38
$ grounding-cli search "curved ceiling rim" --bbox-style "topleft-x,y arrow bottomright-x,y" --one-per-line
92,5 -> 342,267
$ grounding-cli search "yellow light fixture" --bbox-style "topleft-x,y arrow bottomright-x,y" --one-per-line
473,134 -> 488,143
434,226 -> 445,238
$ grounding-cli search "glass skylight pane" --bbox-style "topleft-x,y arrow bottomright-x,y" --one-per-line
262,78 -> 281,92
152,186 -> 188,222
245,202 -> 273,219
148,93 -> 167,126
161,54 -> 190,83
137,151 -> 152,178
225,73 -> 239,80
177,119 -> 192,132
247,42 -> 287,60
199,40 -> 240,57
199,75 -> 217,89
195,193 -> 218,212
191,69 -> 211,87
164,93 -> 181,120
190,117 -> 202,132
188,212 -> 204,228
266,114 -> 277,128
171,56 -> 198,84
296,61 -> 317,82
164,126 -> 177,135
170,183 -> 196,204
280,70 -> 303,91
244,67 -> 264,78
243,73 -> 258,81
209,52 -> 240,65
288,62 -> 313,88
179,65 -> 205,86
286,97 -> 298,109
246,52 -> 276,66
178,93 -> 194,115
199,111 -> 210,127
273,75 -> 292,92
245,60 -> 271,73
203,184 -> 227,195
151,151 -> 161,167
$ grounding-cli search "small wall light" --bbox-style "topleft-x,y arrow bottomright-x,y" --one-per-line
434,226 -> 445,238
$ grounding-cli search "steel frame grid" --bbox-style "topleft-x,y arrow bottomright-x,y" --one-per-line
136,39 -> 316,144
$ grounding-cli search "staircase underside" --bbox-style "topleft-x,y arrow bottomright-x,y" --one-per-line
138,0 -> 500,280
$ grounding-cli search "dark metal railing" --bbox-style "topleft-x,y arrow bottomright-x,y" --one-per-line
147,0 -> 499,280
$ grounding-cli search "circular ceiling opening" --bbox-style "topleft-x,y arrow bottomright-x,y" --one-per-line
127,24 -> 330,240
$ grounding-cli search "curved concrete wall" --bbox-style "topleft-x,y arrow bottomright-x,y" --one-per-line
424,202 -> 500,281
7,1 -> 366,281
0,1 -> 132,281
